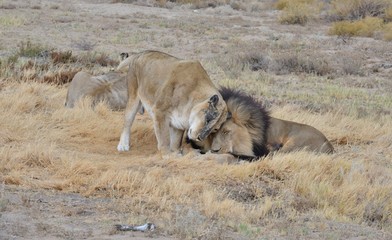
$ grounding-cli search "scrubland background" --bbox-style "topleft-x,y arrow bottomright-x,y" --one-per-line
1,0 -> 392,239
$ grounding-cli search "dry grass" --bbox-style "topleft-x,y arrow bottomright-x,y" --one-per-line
1,52 -> 392,238
276,0 -> 322,25
383,22 -> 392,41
1,2 -> 392,238
0,41 -> 119,86
330,0 -> 392,20
0,15 -> 25,26
329,17 -> 384,37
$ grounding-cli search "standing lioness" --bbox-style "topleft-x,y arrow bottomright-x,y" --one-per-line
117,51 -> 228,154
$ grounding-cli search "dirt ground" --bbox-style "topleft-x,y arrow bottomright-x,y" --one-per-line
0,184 -> 174,240
1,0 -> 392,239
2,184 -> 391,240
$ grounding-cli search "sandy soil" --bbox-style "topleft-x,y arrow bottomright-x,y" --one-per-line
0,184 -> 174,240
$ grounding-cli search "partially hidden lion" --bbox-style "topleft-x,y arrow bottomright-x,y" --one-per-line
266,117 -> 334,154
190,87 -> 334,159
65,71 -> 129,110
116,50 -> 228,154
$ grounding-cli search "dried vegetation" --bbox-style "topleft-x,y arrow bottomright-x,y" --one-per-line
1,0 -> 392,239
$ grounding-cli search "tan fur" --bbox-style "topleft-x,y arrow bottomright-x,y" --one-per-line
211,118 -> 255,156
117,51 -> 228,154
65,71 -> 128,110
266,117 -> 334,154
209,116 -> 334,156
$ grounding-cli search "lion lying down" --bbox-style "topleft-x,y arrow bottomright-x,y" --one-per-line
65,71 -> 129,110
267,117 -> 334,154
116,50 -> 228,154
190,87 -> 334,160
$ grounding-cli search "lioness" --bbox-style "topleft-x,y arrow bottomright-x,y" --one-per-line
65,71 -> 128,110
116,50 -> 228,154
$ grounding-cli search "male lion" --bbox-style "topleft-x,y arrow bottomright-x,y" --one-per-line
266,117 -> 334,153
190,87 -> 334,159
116,50 -> 228,154
65,71 -> 128,110
188,87 -> 270,160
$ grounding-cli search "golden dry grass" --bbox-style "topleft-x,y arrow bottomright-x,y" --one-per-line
329,17 -> 384,37
1,66 -> 392,237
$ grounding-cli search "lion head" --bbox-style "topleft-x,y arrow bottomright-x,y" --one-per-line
210,116 -> 256,157
189,87 -> 270,159
187,94 -> 228,142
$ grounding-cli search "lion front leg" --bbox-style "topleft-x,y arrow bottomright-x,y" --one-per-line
169,127 -> 184,153
152,113 -> 171,154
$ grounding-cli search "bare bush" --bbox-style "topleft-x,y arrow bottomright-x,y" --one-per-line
270,52 -> 333,76
50,51 -> 77,65
73,39 -> 96,51
330,0 -> 392,20
42,68 -> 80,85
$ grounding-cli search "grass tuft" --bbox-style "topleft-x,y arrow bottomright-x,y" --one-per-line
17,40 -> 49,58
383,22 -> 392,41
277,0 -> 322,25
328,17 -> 384,37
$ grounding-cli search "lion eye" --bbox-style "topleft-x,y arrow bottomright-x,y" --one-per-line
223,130 -> 230,135
211,128 -> 219,133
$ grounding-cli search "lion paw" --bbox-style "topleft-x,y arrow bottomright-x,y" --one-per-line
117,143 -> 130,152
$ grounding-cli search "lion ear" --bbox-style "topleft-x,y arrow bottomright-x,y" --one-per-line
226,111 -> 232,120
208,94 -> 219,107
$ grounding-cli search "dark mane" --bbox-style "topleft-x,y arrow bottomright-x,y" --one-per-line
219,87 -> 270,158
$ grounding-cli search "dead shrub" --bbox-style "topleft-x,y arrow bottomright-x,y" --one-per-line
21,60 -> 49,72
329,17 -> 384,37
339,54 -> 363,75
363,201 -> 389,227
385,7 -> 392,21
50,50 -> 76,64
42,68 -> 80,85
270,53 -> 332,76
76,52 -> 118,67
330,0 -> 391,20
278,1 -> 322,25
275,0 -> 316,10
328,20 -> 363,37
240,52 -> 270,72
73,39 -> 96,51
